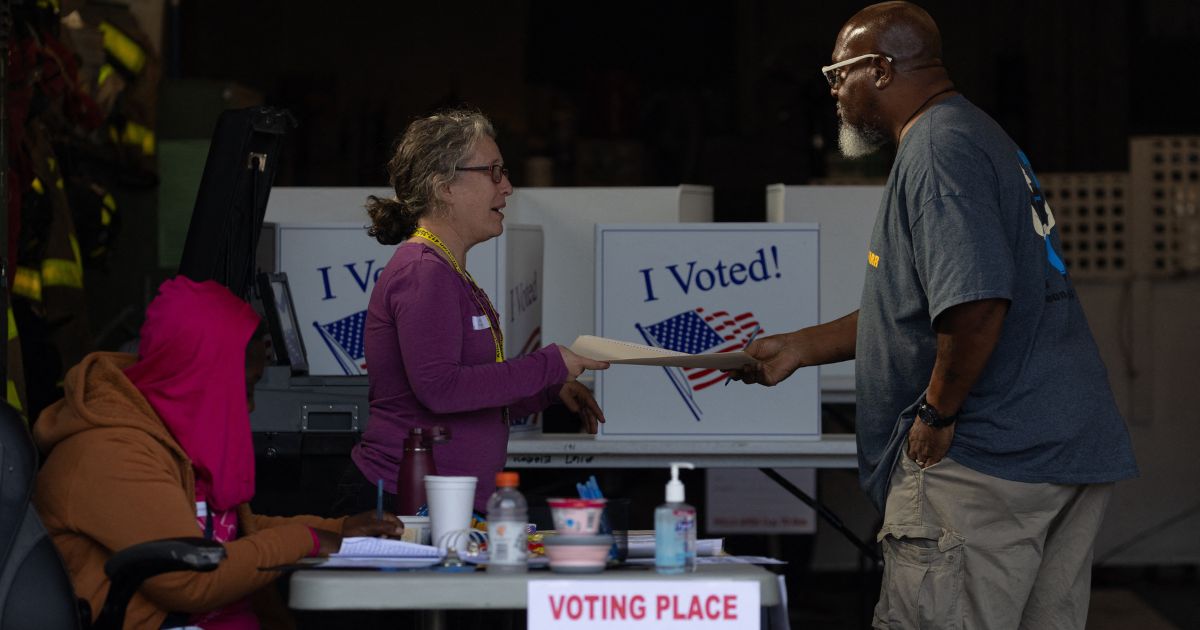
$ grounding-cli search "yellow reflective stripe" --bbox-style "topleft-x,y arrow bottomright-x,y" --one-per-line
121,121 -> 156,156
98,21 -> 146,75
102,193 -> 117,211
31,178 -> 44,195
42,238 -> 84,289
13,267 -> 42,301
47,156 -> 57,173
7,307 -> 17,342
70,234 -> 83,265
101,208 -> 113,226
42,259 -> 83,289
56,178 -> 64,190
7,380 -> 23,413
98,63 -> 115,86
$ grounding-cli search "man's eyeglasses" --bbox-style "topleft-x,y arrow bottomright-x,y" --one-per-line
821,53 -> 892,88
456,164 -> 509,184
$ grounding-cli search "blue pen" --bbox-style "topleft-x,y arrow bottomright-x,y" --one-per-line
724,326 -> 762,386
376,479 -> 384,521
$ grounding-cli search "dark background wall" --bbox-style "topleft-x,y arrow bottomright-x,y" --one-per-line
174,0 -> 1200,220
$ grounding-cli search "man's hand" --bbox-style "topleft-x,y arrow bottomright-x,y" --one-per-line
342,511 -> 405,538
559,381 -> 606,433
907,420 -> 955,468
729,332 -> 806,386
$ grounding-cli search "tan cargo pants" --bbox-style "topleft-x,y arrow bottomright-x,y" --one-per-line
872,448 -> 1113,630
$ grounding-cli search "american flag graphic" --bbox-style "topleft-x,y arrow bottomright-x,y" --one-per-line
314,310 -> 367,375
636,307 -> 761,420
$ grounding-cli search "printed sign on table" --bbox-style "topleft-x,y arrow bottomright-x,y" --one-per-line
527,580 -> 759,629
595,224 -> 820,439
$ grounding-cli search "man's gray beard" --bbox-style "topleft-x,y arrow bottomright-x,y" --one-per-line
838,120 -> 887,159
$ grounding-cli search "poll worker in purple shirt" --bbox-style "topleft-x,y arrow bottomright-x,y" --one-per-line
332,109 -> 609,515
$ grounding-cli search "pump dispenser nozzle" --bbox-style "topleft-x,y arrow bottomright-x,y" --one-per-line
665,462 -> 695,503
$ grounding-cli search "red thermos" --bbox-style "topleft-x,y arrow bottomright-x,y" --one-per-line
394,427 -> 450,515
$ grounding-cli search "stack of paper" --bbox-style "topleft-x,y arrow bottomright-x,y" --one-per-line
322,537 -> 443,569
626,533 -> 724,558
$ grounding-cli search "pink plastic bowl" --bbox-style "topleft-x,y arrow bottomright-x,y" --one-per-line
543,534 -> 613,573
546,498 -> 607,535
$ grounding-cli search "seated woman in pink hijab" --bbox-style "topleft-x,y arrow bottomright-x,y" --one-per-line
32,277 -> 402,629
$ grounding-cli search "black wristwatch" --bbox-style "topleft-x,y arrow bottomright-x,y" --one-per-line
916,395 -> 957,428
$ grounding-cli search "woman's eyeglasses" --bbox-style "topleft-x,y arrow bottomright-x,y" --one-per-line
456,164 -> 509,184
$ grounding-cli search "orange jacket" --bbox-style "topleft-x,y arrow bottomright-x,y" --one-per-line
33,352 -> 343,629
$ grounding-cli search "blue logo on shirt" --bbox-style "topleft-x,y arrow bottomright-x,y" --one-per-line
1016,150 -> 1067,275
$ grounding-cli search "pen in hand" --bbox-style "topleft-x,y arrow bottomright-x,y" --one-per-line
724,326 -> 762,386
376,478 -> 384,522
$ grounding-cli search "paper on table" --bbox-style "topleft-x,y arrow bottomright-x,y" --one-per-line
625,555 -> 786,566
569,335 -> 754,370
626,533 -> 724,558
319,556 -> 443,569
333,537 -> 442,558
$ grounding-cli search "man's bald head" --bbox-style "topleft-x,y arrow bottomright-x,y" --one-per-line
835,1 -> 942,64
827,2 -> 956,154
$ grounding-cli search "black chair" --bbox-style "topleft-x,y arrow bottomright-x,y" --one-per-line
0,401 -> 226,629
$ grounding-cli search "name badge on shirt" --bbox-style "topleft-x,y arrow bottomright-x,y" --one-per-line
472,315 -> 491,330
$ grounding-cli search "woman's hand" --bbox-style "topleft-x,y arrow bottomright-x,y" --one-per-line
312,528 -> 342,556
558,346 -> 609,381
559,381 -> 606,433
342,511 -> 405,538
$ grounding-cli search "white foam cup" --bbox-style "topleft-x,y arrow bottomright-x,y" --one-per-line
424,475 -> 477,548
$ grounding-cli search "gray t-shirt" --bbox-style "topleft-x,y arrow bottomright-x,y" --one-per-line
855,95 -> 1137,510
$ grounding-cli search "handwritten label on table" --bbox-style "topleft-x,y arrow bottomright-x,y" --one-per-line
527,580 -> 758,629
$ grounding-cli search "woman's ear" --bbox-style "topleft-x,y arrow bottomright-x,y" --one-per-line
435,178 -> 454,206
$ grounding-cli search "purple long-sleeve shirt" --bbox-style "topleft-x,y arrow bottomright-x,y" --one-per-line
351,242 -> 567,510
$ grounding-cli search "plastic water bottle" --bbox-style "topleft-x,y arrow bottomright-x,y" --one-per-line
486,471 -> 529,573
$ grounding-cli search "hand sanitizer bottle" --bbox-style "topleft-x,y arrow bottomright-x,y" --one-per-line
655,462 -> 697,575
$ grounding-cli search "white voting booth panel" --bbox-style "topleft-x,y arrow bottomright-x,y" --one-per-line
766,184 -> 883,398
505,186 -> 712,349
594,223 -> 820,440
259,188 -> 545,435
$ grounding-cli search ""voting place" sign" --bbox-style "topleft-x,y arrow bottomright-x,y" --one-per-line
594,224 -> 820,440
527,580 -> 759,629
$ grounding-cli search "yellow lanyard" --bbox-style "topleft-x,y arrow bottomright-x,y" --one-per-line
413,227 -> 505,363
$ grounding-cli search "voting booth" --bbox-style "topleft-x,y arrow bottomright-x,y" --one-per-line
505,186 -> 713,349
766,184 -> 883,398
256,188 -> 546,435
593,223 -> 821,440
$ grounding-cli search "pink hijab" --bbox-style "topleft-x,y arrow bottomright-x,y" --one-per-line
125,277 -> 261,510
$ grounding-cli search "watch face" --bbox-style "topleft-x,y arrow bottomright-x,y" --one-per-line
918,401 -> 953,427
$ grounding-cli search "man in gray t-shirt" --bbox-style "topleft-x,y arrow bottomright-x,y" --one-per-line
735,2 -> 1136,628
